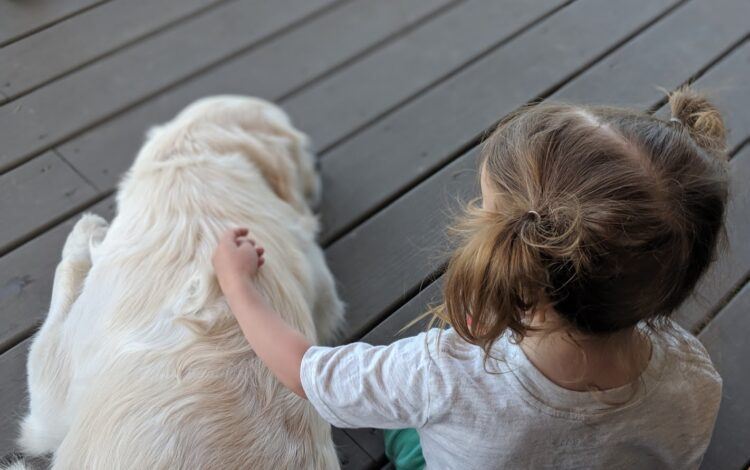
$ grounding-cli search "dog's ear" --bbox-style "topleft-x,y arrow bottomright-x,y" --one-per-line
260,128 -> 320,209
249,133 -> 310,214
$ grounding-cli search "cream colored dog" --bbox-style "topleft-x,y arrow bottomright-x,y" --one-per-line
14,96 -> 344,469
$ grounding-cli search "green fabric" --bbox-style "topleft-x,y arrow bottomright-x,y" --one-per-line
383,428 -> 425,470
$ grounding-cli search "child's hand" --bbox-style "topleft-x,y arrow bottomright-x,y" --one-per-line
213,228 -> 265,294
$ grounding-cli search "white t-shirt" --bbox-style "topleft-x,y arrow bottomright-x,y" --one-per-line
300,322 -> 721,469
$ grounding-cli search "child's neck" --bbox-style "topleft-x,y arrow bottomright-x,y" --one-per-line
518,313 -> 651,392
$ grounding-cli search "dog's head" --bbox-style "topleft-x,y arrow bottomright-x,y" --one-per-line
135,96 -> 321,214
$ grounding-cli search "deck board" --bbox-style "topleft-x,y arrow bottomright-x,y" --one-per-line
326,148 -> 478,340
0,0 -> 226,103
0,152 -> 98,255
0,0 -> 107,47
550,0 -> 749,111
698,282 -> 750,470
283,0 -> 569,152
0,1 -> 748,468
0,197 -> 116,352
0,0 -> 335,172
332,428 -> 378,469
0,339 -> 31,458
317,0 -> 680,241
58,0 -> 449,190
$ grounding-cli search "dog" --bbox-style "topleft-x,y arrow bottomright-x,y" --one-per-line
11,96 -> 344,469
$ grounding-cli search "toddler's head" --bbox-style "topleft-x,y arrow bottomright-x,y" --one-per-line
439,88 -> 729,352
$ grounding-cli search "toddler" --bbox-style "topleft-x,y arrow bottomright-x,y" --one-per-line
212,88 -> 728,469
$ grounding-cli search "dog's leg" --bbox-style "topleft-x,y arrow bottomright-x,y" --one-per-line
309,247 -> 345,345
18,214 -> 109,456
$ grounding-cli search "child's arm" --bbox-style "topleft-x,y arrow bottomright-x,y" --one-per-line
213,228 -> 438,430
212,228 -> 310,398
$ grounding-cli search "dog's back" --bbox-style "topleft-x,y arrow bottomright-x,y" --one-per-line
18,97 -> 343,469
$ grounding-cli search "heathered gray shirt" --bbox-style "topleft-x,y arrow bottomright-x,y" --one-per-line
301,321 -> 721,469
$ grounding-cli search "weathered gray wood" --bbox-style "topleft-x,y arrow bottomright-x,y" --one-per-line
283,0 -> 569,152
0,0 -> 106,47
0,152 -> 98,255
317,0 -> 680,242
698,282 -> 750,470
332,428 -> 377,470
342,428 -> 385,468
360,280 -> 442,346
0,0 -> 451,356
0,197 -> 116,352
326,149 -> 479,341
58,0 -> 451,190
0,339 -> 29,457
0,0 -> 225,102
550,0 -> 750,112
652,41 -> 750,153
0,0 -> 335,172
0,338 -> 375,469
673,144 -> 750,331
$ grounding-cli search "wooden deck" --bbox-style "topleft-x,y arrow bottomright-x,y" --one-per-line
1,1 -> 748,468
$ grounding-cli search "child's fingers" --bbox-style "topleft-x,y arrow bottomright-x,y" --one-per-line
237,242 -> 258,263
230,229 -> 252,247
258,257 -> 265,267
236,236 -> 256,247
256,247 -> 264,256
220,229 -> 239,247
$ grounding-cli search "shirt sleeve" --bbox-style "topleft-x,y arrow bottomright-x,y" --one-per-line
300,331 -> 437,429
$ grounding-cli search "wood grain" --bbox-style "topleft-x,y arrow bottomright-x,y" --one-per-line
317,0 -> 680,241
0,0 -> 226,102
0,0 -> 107,47
59,0 -> 451,190
283,0 -> 569,152
0,0 -> 335,172
698,282 -> 750,470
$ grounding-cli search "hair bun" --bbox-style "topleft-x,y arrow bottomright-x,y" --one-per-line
668,87 -> 727,159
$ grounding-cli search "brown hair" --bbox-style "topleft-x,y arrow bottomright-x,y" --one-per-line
433,87 -> 729,356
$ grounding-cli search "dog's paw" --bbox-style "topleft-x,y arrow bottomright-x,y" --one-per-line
62,213 -> 109,262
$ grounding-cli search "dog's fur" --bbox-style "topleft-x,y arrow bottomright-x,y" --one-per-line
14,96 -> 344,469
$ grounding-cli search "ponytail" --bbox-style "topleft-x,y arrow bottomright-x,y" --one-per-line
433,193 -> 585,355
668,87 -> 727,159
